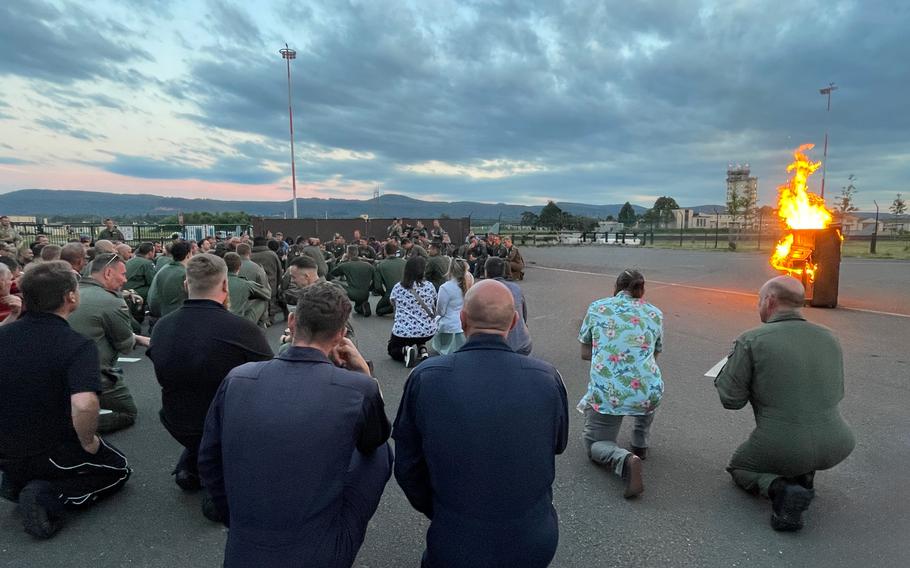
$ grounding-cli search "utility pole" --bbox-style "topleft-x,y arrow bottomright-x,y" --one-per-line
819,82 -> 838,199
280,44 -> 299,219
871,200 -> 879,254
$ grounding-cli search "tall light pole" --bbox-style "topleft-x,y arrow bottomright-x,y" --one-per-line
280,44 -> 298,219
819,82 -> 838,199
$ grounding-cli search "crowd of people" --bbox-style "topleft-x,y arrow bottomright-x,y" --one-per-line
0,214 -> 855,566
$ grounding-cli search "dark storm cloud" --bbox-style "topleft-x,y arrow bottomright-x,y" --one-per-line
93,151 -> 285,185
0,0 -> 154,85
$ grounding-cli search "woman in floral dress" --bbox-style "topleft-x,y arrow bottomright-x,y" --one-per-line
578,269 -> 663,498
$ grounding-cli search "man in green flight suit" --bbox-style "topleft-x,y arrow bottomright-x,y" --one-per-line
124,242 -> 157,323
424,242 -> 450,291
224,252 -> 271,325
0,215 -> 21,247
148,241 -> 193,324
715,275 -> 855,532
98,218 -> 126,242
69,253 -> 150,433
372,242 -> 406,317
330,245 -> 375,317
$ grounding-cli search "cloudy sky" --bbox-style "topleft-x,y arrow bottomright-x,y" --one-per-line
0,0 -> 906,209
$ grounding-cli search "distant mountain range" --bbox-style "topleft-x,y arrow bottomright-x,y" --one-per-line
0,189 -> 655,221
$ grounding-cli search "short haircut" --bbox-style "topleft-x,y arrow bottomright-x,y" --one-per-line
136,242 -> 155,255
40,244 -> 62,261
428,242 -> 441,252
60,243 -> 85,266
401,256 -> 426,288
267,239 -> 280,252
164,241 -> 174,254
384,242 -> 398,256
484,256 -> 506,279
236,243 -> 252,256
253,236 -> 268,247
20,261 -> 78,313
90,252 -> 124,273
289,255 -> 317,270
171,241 -> 192,262
186,254 -> 227,295
293,281 -> 351,341
614,269 -> 645,299
766,278 -> 805,307
223,252 -> 242,273
401,237 -> 412,245
0,256 -> 19,272
346,245 -> 359,258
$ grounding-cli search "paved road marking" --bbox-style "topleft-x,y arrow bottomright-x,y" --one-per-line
532,265 -> 910,319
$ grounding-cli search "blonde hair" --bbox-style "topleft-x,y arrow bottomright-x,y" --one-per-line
448,258 -> 471,296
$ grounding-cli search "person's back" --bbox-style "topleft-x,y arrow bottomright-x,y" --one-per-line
719,315 -> 853,471
394,280 -> 568,567
125,254 -> 155,299
332,258 -> 374,302
373,253 -> 406,316
494,277 -> 532,354
148,261 -> 187,317
250,241 -> 282,290
226,273 -> 269,324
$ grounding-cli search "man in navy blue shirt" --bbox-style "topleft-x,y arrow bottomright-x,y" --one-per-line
0,261 -> 131,539
199,281 -> 392,568
393,279 -> 569,567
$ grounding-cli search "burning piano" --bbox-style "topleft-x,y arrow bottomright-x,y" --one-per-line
769,144 -> 843,308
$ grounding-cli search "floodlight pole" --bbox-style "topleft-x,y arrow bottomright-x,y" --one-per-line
819,82 -> 838,199
280,44 -> 299,219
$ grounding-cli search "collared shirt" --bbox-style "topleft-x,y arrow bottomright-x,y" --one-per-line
0,312 -> 101,458
578,291 -> 664,415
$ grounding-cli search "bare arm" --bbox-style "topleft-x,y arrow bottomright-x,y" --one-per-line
580,342 -> 592,361
71,392 -> 100,453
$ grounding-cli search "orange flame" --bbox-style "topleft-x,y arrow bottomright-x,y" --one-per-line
769,144 -> 834,281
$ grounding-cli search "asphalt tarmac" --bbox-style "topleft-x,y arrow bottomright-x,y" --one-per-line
2,246 -> 908,567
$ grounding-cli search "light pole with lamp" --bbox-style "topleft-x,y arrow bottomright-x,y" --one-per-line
280,44 -> 298,219
819,82 -> 838,199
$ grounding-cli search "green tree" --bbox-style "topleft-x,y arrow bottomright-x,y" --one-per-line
649,196 -> 680,228
538,201 -> 565,229
617,202 -> 637,227
520,211 -> 540,227
834,175 -> 859,220
890,193 -> 906,216
726,187 -> 751,227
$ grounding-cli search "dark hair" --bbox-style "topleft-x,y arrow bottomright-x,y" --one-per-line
293,281 -> 351,341
267,239 -> 280,252
295,236 -> 306,245
428,242 -> 441,252
401,237 -> 412,245
20,261 -> 77,313
346,245 -> 359,258
171,241 -> 192,262
614,269 -> 645,298
0,256 -> 19,272
289,255 -> 317,270
401,256 -> 426,289
137,242 -> 155,255
384,242 -> 398,256
90,252 -> 124,274
60,243 -> 85,266
223,252 -> 242,272
253,236 -> 268,247
484,256 -> 506,279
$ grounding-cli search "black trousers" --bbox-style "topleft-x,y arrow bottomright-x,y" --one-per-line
160,410 -> 202,475
0,438 -> 131,508
387,334 -> 434,361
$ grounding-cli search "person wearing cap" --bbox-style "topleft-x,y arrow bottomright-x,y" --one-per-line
98,219 -> 126,243
69,253 -> 150,433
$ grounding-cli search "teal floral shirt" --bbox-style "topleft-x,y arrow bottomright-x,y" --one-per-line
578,292 -> 664,415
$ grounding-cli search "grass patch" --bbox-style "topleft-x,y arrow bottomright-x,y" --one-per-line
645,238 -> 910,260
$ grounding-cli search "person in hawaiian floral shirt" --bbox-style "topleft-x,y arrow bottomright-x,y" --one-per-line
578,269 -> 663,498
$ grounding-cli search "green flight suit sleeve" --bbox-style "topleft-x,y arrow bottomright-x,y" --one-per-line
372,264 -> 384,294
248,280 -> 271,302
148,274 -> 160,316
714,336 -> 753,410
103,301 -> 136,354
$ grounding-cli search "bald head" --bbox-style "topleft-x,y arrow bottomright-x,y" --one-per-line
461,279 -> 517,337
759,275 -> 805,321
94,239 -> 115,254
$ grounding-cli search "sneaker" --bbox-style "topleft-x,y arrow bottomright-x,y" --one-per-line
1,473 -> 23,503
404,345 -> 418,368
621,455 -> 644,499
19,481 -> 64,539
418,346 -> 429,361
174,469 -> 201,492
771,481 -> 814,531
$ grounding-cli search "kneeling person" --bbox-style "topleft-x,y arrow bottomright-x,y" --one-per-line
715,276 -> 855,531
199,282 -> 392,567
0,262 -> 131,538
223,252 -> 271,325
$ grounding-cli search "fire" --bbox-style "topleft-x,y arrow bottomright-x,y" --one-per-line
769,144 -> 836,281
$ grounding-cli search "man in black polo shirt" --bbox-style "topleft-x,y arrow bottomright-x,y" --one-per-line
148,254 -> 272,518
0,261 -> 131,539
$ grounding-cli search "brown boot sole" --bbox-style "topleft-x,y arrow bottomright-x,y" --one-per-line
624,455 -> 644,498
